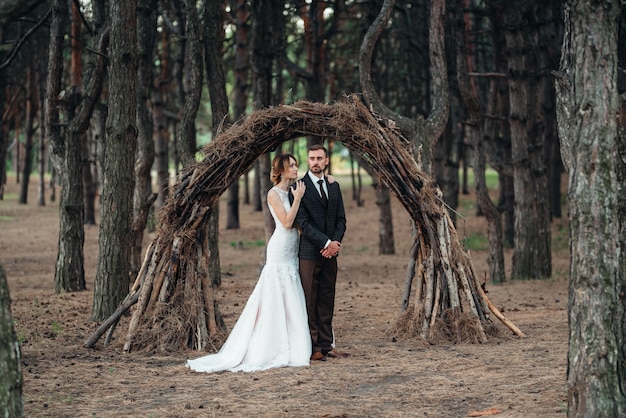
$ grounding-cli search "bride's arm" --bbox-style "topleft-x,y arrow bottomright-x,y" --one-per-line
267,185 -> 303,229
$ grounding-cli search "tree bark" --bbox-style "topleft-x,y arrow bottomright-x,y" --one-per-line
454,0 -> 505,283
251,0 -> 276,244
44,0 -> 66,193
81,134 -> 97,224
55,86 -> 87,293
226,0 -> 250,230
556,0 -> 626,416
92,0 -> 137,320
44,0 -> 86,293
37,80 -> 46,207
495,0 -> 551,280
84,1 -> 103,225
201,0 -> 224,288
376,186 -> 395,254
131,0 -> 158,280
0,265 -> 23,418
152,85 -> 170,208
618,94 -> 626,418
538,1 -> 563,221
18,61 -> 36,205
0,63 -> 7,200
57,13 -> 108,293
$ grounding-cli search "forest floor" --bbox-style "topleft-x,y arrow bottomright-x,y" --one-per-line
1,173 -> 570,417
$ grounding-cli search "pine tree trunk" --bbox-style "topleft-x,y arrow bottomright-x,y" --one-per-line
538,1 -> 563,221
556,0 -> 626,415
453,0 -> 505,283
252,160 -> 262,211
251,0 -> 276,244
152,85 -> 169,208
55,117 -> 86,293
499,1 -> 551,280
44,0 -> 66,197
71,2 -> 96,226
0,265 -> 23,418
200,0 -> 223,288
43,0 -> 86,293
131,0 -> 158,280
225,0 -> 250,230
37,91 -> 46,207
376,186 -> 395,254
18,63 -> 36,205
92,0 -> 137,320
0,23 -> 7,200
82,132 -> 97,225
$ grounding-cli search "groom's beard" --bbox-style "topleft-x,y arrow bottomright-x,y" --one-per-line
310,165 -> 325,175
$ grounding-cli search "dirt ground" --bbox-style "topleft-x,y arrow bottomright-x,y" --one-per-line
0,174 -> 570,417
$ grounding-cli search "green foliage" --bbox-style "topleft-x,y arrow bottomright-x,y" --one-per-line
462,232 -> 489,251
350,245 -> 370,254
1,192 -> 18,201
50,321 -> 62,336
462,167 -> 500,190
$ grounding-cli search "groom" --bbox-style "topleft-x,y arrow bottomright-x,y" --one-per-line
294,144 -> 347,361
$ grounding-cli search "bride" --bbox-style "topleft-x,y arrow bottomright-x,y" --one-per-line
186,154 -> 311,372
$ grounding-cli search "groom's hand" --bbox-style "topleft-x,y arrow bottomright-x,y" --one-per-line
321,241 -> 341,258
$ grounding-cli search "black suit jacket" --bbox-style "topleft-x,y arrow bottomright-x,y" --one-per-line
292,173 -> 346,260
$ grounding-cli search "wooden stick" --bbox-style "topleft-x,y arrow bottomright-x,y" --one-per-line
131,241 -> 155,292
482,290 -> 527,338
123,249 -> 161,352
427,273 -> 441,340
457,264 -> 487,343
438,216 -> 460,309
84,290 -> 140,348
422,250 -> 435,336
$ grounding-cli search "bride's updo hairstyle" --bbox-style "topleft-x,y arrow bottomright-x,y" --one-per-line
271,153 -> 297,185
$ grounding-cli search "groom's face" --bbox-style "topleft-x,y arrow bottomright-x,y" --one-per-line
307,149 -> 328,176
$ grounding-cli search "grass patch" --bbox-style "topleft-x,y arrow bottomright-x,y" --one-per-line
50,321 -> 63,336
352,245 -> 370,254
1,192 -> 19,200
462,232 -> 489,251
462,167 -> 500,190
0,215 -> 15,221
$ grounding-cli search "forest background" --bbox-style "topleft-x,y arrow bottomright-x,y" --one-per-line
0,0 -> 624,417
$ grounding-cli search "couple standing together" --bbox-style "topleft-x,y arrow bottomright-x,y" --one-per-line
186,144 -> 347,373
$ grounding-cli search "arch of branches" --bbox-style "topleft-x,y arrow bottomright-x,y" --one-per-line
86,95 -> 524,353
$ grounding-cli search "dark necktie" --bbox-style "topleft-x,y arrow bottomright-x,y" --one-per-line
318,179 -> 328,206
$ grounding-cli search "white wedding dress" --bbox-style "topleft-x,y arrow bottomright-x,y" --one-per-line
186,187 -> 311,372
